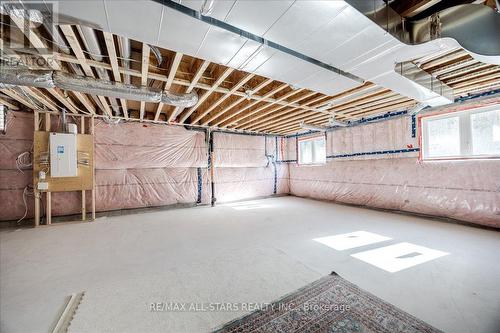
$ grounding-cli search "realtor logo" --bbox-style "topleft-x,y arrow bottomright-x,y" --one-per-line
1,1 -> 58,56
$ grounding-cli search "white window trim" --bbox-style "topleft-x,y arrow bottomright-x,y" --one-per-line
421,105 -> 500,161
298,135 -> 326,165
0,105 -> 5,134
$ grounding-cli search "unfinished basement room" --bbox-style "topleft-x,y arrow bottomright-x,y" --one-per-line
1,1 -> 500,332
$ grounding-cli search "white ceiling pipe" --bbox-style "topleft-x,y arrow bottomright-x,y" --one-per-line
300,122 -> 326,132
407,103 -> 428,115
300,117 -> 349,132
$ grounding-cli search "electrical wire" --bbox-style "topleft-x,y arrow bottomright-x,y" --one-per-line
16,151 -> 32,173
16,185 -> 35,225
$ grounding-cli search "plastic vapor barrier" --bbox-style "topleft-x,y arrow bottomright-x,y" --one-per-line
0,112 -> 35,221
328,116 -> 418,159
213,132 -> 267,167
1,99 -> 498,229
95,121 -> 207,169
287,112 -> 500,228
93,121 -> 209,211
212,133 -> 287,202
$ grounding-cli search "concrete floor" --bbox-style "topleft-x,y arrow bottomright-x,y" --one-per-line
1,196 -> 499,333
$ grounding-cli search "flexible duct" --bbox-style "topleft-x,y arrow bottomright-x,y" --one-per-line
0,67 -> 198,107
149,45 -> 163,67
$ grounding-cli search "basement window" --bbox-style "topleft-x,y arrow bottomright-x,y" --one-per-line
298,136 -> 326,165
421,106 -> 500,160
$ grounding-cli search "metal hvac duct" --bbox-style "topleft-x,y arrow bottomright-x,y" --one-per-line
395,61 -> 454,103
0,67 -> 198,108
345,1 -> 500,56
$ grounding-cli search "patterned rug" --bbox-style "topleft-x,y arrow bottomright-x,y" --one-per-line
213,272 -> 442,333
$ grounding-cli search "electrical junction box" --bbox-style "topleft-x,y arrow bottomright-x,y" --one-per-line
49,133 -> 77,177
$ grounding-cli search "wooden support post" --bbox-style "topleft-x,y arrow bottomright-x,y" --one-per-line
45,112 -> 51,225
44,111 -> 51,132
34,111 -> 40,226
46,193 -> 52,225
81,116 -> 86,221
34,192 -> 40,227
91,116 -> 96,220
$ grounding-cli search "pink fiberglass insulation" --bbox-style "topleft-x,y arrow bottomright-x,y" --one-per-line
215,164 -> 289,203
213,133 -> 287,202
91,121 -> 209,213
0,117 -> 211,220
213,132 -> 268,167
48,168 -> 211,216
328,116 -> 417,158
289,158 -> 500,228
1,95 -> 498,228
287,107 -> 500,228
95,120 -> 207,169
0,112 -> 34,221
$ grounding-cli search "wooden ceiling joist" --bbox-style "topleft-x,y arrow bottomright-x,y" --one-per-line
1,89 -> 38,109
1,21 -> 499,135
216,83 -> 289,128
60,25 -> 111,116
155,52 -> 183,121
0,97 -> 19,110
178,66 -> 234,124
173,60 -> 210,123
104,31 -> 128,118
225,87 -> 305,128
23,88 -> 58,111
201,78 -> 274,126
234,89 -> 312,130
190,73 -> 255,125
139,43 -> 151,121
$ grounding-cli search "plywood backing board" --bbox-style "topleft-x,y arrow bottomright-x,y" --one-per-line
33,131 -> 94,192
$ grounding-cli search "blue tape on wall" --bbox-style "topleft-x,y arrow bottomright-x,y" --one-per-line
454,88 -> 500,103
196,167 -> 202,204
327,147 -> 419,159
411,114 -> 416,138
273,162 -> 277,194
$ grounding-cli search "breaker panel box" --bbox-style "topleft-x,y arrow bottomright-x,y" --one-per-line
49,133 -> 77,177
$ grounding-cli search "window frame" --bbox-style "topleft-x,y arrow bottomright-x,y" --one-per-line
297,135 -> 327,166
418,104 -> 500,161
0,105 -> 5,134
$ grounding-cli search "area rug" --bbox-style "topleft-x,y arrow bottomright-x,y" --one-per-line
213,272 -> 442,333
